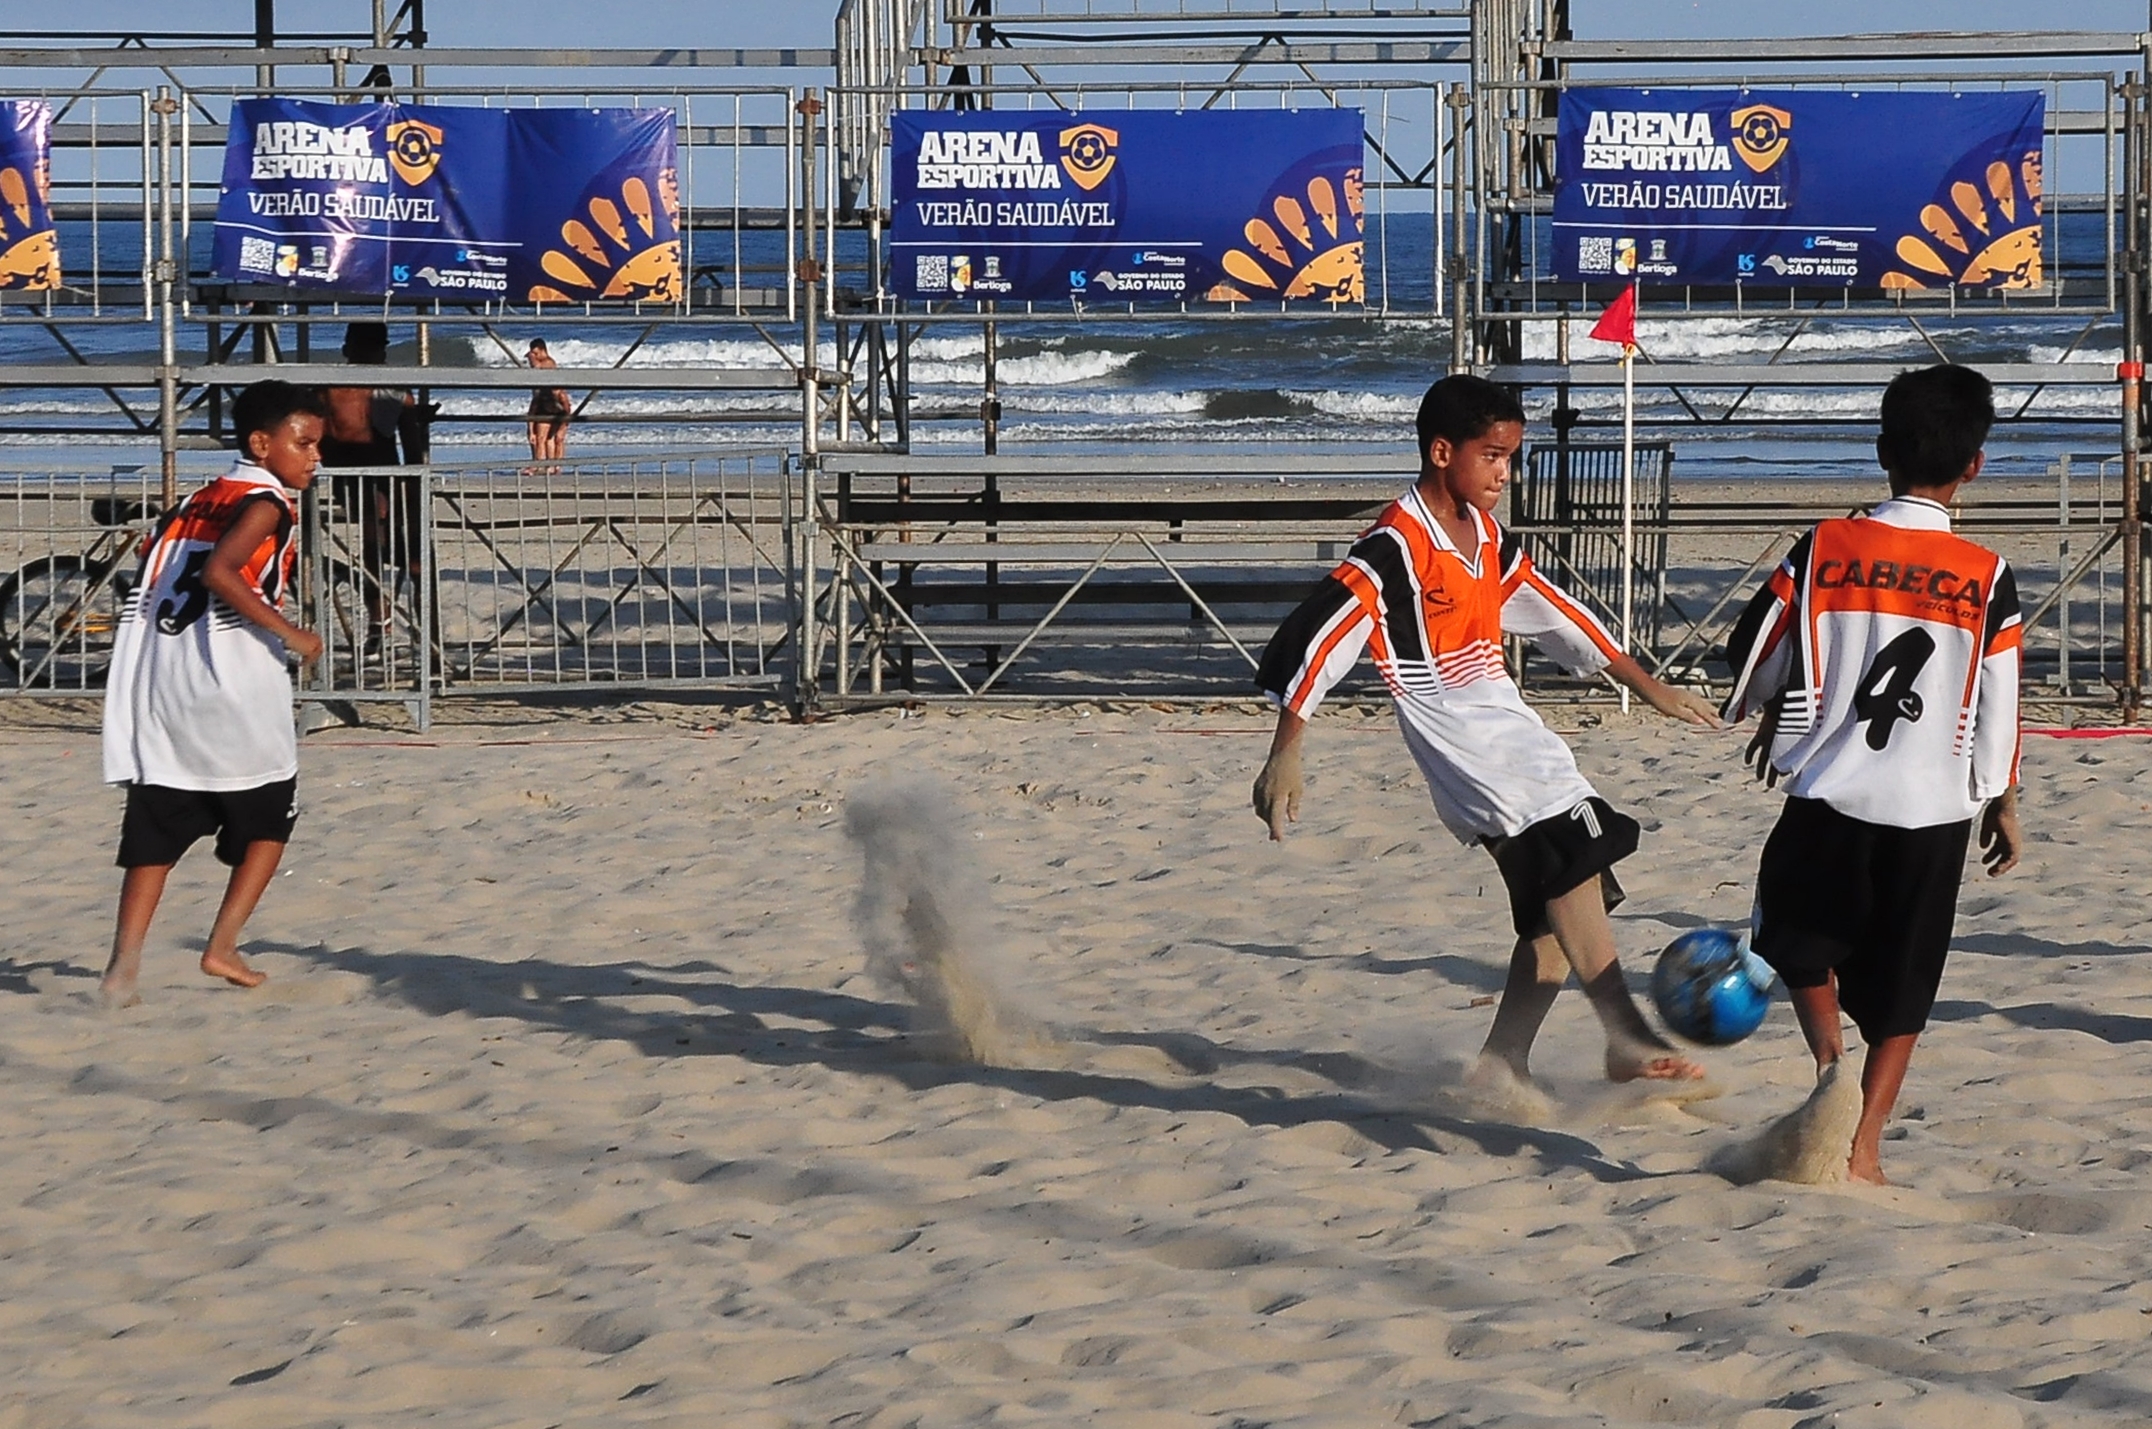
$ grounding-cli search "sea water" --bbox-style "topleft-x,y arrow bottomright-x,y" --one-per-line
0,212 -> 2122,477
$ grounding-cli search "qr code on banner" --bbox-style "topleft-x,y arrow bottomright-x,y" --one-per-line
914,254 -> 949,292
237,236 -> 276,274
1576,236 -> 1613,275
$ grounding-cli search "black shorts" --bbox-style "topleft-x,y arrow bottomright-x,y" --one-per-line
1483,796 -> 1638,939
117,779 -> 299,869
1753,796 -> 1971,1043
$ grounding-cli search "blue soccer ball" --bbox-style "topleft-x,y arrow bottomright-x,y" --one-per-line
1650,928 -> 1775,1045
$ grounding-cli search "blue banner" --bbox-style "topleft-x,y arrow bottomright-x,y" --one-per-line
0,101 -> 59,292
890,109 -> 1364,304
1553,89 -> 2046,290
212,99 -> 681,303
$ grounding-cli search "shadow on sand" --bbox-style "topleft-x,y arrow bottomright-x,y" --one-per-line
255,938 -> 1653,1182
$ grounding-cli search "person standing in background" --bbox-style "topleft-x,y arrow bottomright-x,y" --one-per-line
526,338 -> 570,463
319,322 -> 430,656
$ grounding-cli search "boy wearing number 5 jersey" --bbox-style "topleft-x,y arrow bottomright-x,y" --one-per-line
1723,363 -> 2023,1184
1252,375 -> 1725,1102
99,381 -> 328,1006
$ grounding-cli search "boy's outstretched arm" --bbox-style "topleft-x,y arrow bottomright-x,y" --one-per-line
1252,708 -> 1308,841
1979,787 -> 2021,876
1602,653 -> 1723,727
202,500 -> 324,665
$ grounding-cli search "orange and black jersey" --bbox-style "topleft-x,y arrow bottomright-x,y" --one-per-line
104,462 -> 304,792
1257,486 -> 1628,841
1722,496 -> 2020,828
1258,485 -> 1621,714
134,470 -> 299,630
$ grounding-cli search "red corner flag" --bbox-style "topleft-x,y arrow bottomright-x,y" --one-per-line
1589,283 -> 1637,350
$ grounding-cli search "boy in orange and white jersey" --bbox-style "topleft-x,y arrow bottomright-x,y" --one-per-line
1722,362 -> 2023,1184
99,380 -> 327,1006
1252,374 -> 1723,1098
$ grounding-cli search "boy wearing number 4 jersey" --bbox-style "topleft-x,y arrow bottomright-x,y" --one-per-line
98,381 -> 327,1007
1723,363 -> 2023,1184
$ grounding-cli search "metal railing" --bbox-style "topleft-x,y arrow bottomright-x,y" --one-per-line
0,461 -> 163,693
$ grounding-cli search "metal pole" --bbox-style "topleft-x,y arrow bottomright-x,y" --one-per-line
1448,83 -> 1470,373
254,0 -> 275,95
2125,354 -> 2142,717
154,87 -> 178,511
2128,77 -> 2147,717
2058,454 -> 2074,694
796,93 -> 824,713
1619,337 -> 1635,715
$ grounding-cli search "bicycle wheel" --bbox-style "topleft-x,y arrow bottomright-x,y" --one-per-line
0,555 -> 127,688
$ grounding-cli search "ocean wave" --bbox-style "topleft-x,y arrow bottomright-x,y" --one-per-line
912,348 -> 1139,388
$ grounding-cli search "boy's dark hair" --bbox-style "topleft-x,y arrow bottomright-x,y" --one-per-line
527,337 -> 549,352
231,380 -> 329,441
1416,373 -> 1526,458
1878,364 -> 1993,488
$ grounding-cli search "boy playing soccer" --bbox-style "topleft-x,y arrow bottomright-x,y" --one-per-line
99,380 -> 328,1006
1722,363 -> 2021,1184
1252,374 -> 1721,1093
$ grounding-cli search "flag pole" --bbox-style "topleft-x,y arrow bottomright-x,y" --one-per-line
1619,287 -> 1636,714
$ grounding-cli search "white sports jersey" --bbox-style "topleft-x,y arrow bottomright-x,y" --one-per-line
1721,496 -> 2021,828
1256,485 -> 1626,842
103,462 -> 301,791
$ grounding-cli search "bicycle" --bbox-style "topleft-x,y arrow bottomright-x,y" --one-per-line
0,494 -> 382,690
0,495 -> 159,689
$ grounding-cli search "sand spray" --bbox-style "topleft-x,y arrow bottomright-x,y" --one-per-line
1710,1057 -> 1864,1184
844,778 -> 1058,1067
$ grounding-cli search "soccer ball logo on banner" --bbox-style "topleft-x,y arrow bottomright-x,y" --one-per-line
1729,103 -> 1792,173
1058,123 -> 1119,191
386,119 -> 445,188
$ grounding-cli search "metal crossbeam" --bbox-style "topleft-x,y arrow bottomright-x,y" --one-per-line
1542,32 -> 2146,63
927,39 -> 1466,65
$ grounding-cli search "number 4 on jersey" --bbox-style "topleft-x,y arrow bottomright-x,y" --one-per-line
1852,627 -> 1935,750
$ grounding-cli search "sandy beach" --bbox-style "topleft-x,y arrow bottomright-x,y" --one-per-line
3,695 -> 2151,1426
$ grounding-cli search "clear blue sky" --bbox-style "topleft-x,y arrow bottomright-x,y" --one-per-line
24,2 -> 2152,51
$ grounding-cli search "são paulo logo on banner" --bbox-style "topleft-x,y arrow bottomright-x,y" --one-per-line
212,98 -> 681,303
1553,88 -> 2046,290
891,108 -> 1364,305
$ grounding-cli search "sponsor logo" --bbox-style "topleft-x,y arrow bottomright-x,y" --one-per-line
399,262 -> 506,293
1729,103 -> 1792,174
1057,122 -> 1118,191
915,130 -> 1064,191
1814,557 -> 1984,609
386,117 -> 444,187
1580,109 -> 1733,173
250,119 -> 386,183
1761,252 -> 1859,279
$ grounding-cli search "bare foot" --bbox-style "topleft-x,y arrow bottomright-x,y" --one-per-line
98,973 -> 142,1009
1846,1149 -> 1888,1186
1606,1039 -> 1705,1082
200,950 -> 267,989
1459,1052 -> 1557,1122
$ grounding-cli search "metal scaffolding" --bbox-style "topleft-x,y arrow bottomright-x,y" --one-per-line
2,4 -> 2149,714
